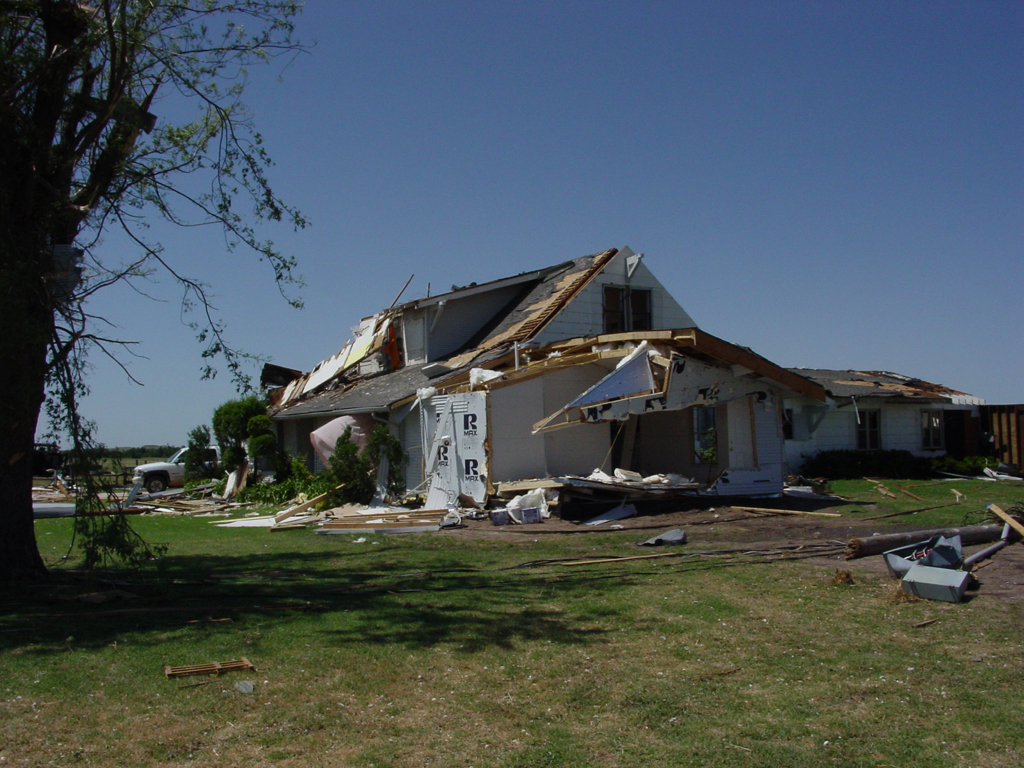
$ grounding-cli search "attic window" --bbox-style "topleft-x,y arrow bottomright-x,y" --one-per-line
603,286 -> 652,333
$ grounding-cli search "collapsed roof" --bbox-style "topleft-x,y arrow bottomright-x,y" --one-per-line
266,248 -> 825,420
267,249 -> 625,416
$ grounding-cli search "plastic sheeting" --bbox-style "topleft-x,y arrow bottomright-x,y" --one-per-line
310,414 -> 375,468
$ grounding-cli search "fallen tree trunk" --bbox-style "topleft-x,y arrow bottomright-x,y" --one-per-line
846,524 -> 1013,560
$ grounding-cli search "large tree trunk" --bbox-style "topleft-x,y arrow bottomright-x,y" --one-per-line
0,412 -> 48,581
0,240 -> 54,582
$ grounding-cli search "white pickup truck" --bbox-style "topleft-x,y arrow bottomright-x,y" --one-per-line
132,446 -> 220,494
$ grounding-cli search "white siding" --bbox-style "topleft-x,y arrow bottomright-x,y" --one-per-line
716,394 -> 786,495
489,377 -> 548,481
541,366 -> 612,476
428,285 -> 523,360
784,397 -> 977,472
489,365 -> 611,481
400,406 -> 425,492
401,309 -> 427,364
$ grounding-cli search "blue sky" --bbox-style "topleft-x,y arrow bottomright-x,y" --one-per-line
75,0 -> 1023,448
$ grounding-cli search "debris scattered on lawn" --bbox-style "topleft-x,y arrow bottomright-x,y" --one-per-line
901,563 -> 973,603
490,508 -> 509,526
987,503 -> 1024,539
859,504 -> 955,521
215,515 -> 281,528
874,484 -> 897,499
831,570 -> 854,585
164,658 -> 255,678
983,467 -> 1024,482
273,485 -> 345,524
547,542 -> 845,567
913,618 -> 941,628
638,529 -> 687,547
882,535 -> 963,578
867,503 -> 1024,603
732,505 -> 840,519
846,524 -> 1011,560
582,502 -> 637,526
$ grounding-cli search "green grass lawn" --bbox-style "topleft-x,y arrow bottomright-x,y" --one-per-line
4,481 -> 1023,767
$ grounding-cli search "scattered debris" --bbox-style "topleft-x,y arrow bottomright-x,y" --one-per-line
883,535 -> 963,578
582,502 -> 637,526
859,504 -> 954,521
987,503 -> 1024,539
164,658 -> 255,679
490,508 -> 509,526
696,667 -> 741,680
846,525 -> 1010,559
902,563 -> 972,603
983,467 -> 1024,482
874,484 -> 897,499
831,569 -> 854,585
638,529 -> 687,547
867,504 -> 1024,603
962,528 -> 1011,569
732,505 -> 840,518
273,485 -> 344,524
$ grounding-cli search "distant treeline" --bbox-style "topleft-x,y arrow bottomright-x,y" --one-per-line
102,445 -> 181,460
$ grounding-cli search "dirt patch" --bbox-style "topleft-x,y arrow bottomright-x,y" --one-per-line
451,500 -> 1024,607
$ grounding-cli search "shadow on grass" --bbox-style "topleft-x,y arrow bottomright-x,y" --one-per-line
0,546 -> 621,655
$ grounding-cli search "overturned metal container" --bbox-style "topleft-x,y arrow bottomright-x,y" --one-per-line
883,535 -> 963,578
902,562 -> 973,603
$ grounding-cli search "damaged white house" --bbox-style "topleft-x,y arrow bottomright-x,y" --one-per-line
265,247 -> 827,506
781,369 -> 986,470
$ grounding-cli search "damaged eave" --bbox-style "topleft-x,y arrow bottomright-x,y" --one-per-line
438,328 -> 827,403
791,369 -> 980,405
674,329 -> 826,402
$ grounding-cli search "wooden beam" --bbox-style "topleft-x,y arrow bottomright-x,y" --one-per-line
732,506 -> 841,518
988,504 -> 1024,539
274,484 -> 344,523
164,658 -> 254,678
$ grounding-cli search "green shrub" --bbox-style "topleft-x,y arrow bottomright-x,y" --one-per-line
324,424 -> 407,507
184,424 -> 218,483
237,471 -> 333,506
931,454 -> 999,476
799,449 -> 933,479
212,395 -> 266,471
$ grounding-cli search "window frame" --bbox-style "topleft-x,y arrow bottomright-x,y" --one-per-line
921,409 -> 944,450
603,285 -> 652,334
856,409 -> 881,450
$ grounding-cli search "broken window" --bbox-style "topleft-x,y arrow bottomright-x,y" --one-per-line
603,286 -> 652,333
630,288 -> 652,331
782,408 -> 794,440
856,409 -> 881,450
693,406 -> 717,464
922,409 -> 944,449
